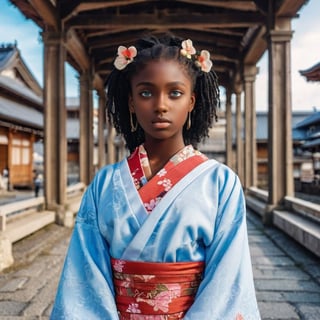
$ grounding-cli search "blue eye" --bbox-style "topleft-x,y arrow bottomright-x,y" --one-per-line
170,90 -> 182,98
140,90 -> 152,98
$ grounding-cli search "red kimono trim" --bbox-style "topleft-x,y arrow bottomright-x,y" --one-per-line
111,258 -> 204,319
127,145 -> 207,213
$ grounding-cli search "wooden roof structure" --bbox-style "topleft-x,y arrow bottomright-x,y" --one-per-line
300,62 -> 320,82
9,0 -> 309,90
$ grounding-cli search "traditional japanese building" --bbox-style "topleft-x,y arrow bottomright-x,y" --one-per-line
0,43 -> 43,189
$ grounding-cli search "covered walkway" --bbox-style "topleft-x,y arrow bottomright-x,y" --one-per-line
4,0 -> 309,219
0,3 -> 319,319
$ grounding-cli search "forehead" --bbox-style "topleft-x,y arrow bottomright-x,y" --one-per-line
131,59 -> 192,84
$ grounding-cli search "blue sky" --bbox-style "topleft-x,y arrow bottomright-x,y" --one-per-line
0,0 -> 319,111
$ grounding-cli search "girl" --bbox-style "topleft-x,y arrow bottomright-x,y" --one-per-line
51,34 -> 260,319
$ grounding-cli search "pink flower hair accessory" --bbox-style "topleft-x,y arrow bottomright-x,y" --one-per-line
114,45 -> 137,70
180,39 -> 213,73
195,50 -> 213,73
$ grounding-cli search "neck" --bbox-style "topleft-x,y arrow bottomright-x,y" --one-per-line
143,138 -> 186,175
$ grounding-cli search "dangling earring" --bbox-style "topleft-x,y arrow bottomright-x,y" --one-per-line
187,112 -> 191,130
130,112 -> 138,132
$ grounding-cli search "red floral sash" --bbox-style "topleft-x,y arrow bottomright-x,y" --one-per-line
111,258 -> 204,319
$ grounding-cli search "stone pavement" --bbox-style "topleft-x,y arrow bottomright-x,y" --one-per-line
0,209 -> 319,320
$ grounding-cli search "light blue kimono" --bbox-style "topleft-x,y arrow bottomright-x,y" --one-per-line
51,158 -> 260,319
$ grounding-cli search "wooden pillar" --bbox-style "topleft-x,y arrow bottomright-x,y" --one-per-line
97,91 -> 106,168
225,87 -> 233,168
42,31 -> 67,211
79,72 -> 94,185
267,18 -> 294,212
235,83 -> 244,184
243,65 -> 258,190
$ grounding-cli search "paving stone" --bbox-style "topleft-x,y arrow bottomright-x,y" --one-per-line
0,277 -> 28,292
253,267 -> 311,282
252,255 -> 295,267
296,303 -> 320,320
255,279 -> 320,292
282,291 -> 320,303
256,291 -> 284,302
0,301 -> 27,316
250,243 -> 285,256
258,301 -> 300,319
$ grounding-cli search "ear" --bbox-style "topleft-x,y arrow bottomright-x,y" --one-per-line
189,92 -> 196,112
128,95 -> 135,113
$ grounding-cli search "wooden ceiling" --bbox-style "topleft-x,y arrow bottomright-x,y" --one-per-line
9,0 -> 308,90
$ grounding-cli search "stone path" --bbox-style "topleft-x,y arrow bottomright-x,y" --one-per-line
0,209 -> 319,319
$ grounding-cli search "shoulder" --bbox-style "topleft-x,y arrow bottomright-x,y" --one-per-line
206,159 -> 240,183
203,159 -> 243,199
76,160 -> 124,221
90,159 -> 126,194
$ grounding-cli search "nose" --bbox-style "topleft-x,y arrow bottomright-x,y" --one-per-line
154,93 -> 168,115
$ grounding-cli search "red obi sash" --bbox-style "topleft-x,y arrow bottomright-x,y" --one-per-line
111,258 -> 204,319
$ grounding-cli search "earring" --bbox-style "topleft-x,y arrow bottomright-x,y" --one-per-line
187,112 -> 191,130
111,99 -> 115,114
130,112 -> 138,132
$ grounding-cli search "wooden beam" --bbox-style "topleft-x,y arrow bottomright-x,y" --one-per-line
243,26 -> 266,64
87,28 -> 242,50
62,0 -> 149,21
177,0 -> 258,11
277,0 -> 308,17
65,29 -> 90,71
28,0 -> 59,29
65,12 -> 265,29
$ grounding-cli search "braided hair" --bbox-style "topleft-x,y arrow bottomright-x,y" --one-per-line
105,33 -> 220,152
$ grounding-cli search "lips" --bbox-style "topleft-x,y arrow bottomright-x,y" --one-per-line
152,117 -> 170,124
151,117 -> 171,129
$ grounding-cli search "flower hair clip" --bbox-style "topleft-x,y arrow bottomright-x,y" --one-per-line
180,39 -> 213,73
114,45 -> 137,70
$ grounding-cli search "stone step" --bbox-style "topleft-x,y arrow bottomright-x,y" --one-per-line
273,209 -> 320,258
246,195 -> 266,218
4,210 -> 56,243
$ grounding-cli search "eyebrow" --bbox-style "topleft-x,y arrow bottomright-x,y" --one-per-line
134,81 -> 187,88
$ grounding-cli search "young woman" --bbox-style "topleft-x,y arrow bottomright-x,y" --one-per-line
51,34 -> 260,319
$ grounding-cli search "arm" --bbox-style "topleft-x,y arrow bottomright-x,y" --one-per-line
50,184 -> 119,319
185,172 -> 260,320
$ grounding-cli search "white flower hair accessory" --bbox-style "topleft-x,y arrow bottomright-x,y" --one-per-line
180,39 -> 213,73
180,39 -> 196,59
114,45 -> 137,70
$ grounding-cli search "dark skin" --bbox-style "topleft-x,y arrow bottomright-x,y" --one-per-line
129,60 -> 195,178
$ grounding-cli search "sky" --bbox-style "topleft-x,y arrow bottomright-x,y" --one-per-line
0,0 -> 319,111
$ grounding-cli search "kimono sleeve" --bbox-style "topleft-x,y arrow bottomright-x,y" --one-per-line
50,184 -> 119,319
184,172 -> 261,320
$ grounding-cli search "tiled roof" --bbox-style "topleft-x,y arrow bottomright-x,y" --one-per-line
0,75 -> 42,105
0,44 -> 16,69
299,62 -> 320,81
0,96 -> 43,128
293,111 -> 320,129
302,138 -> 320,148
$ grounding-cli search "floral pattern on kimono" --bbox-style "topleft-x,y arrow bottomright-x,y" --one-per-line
127,145 -> 208,213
